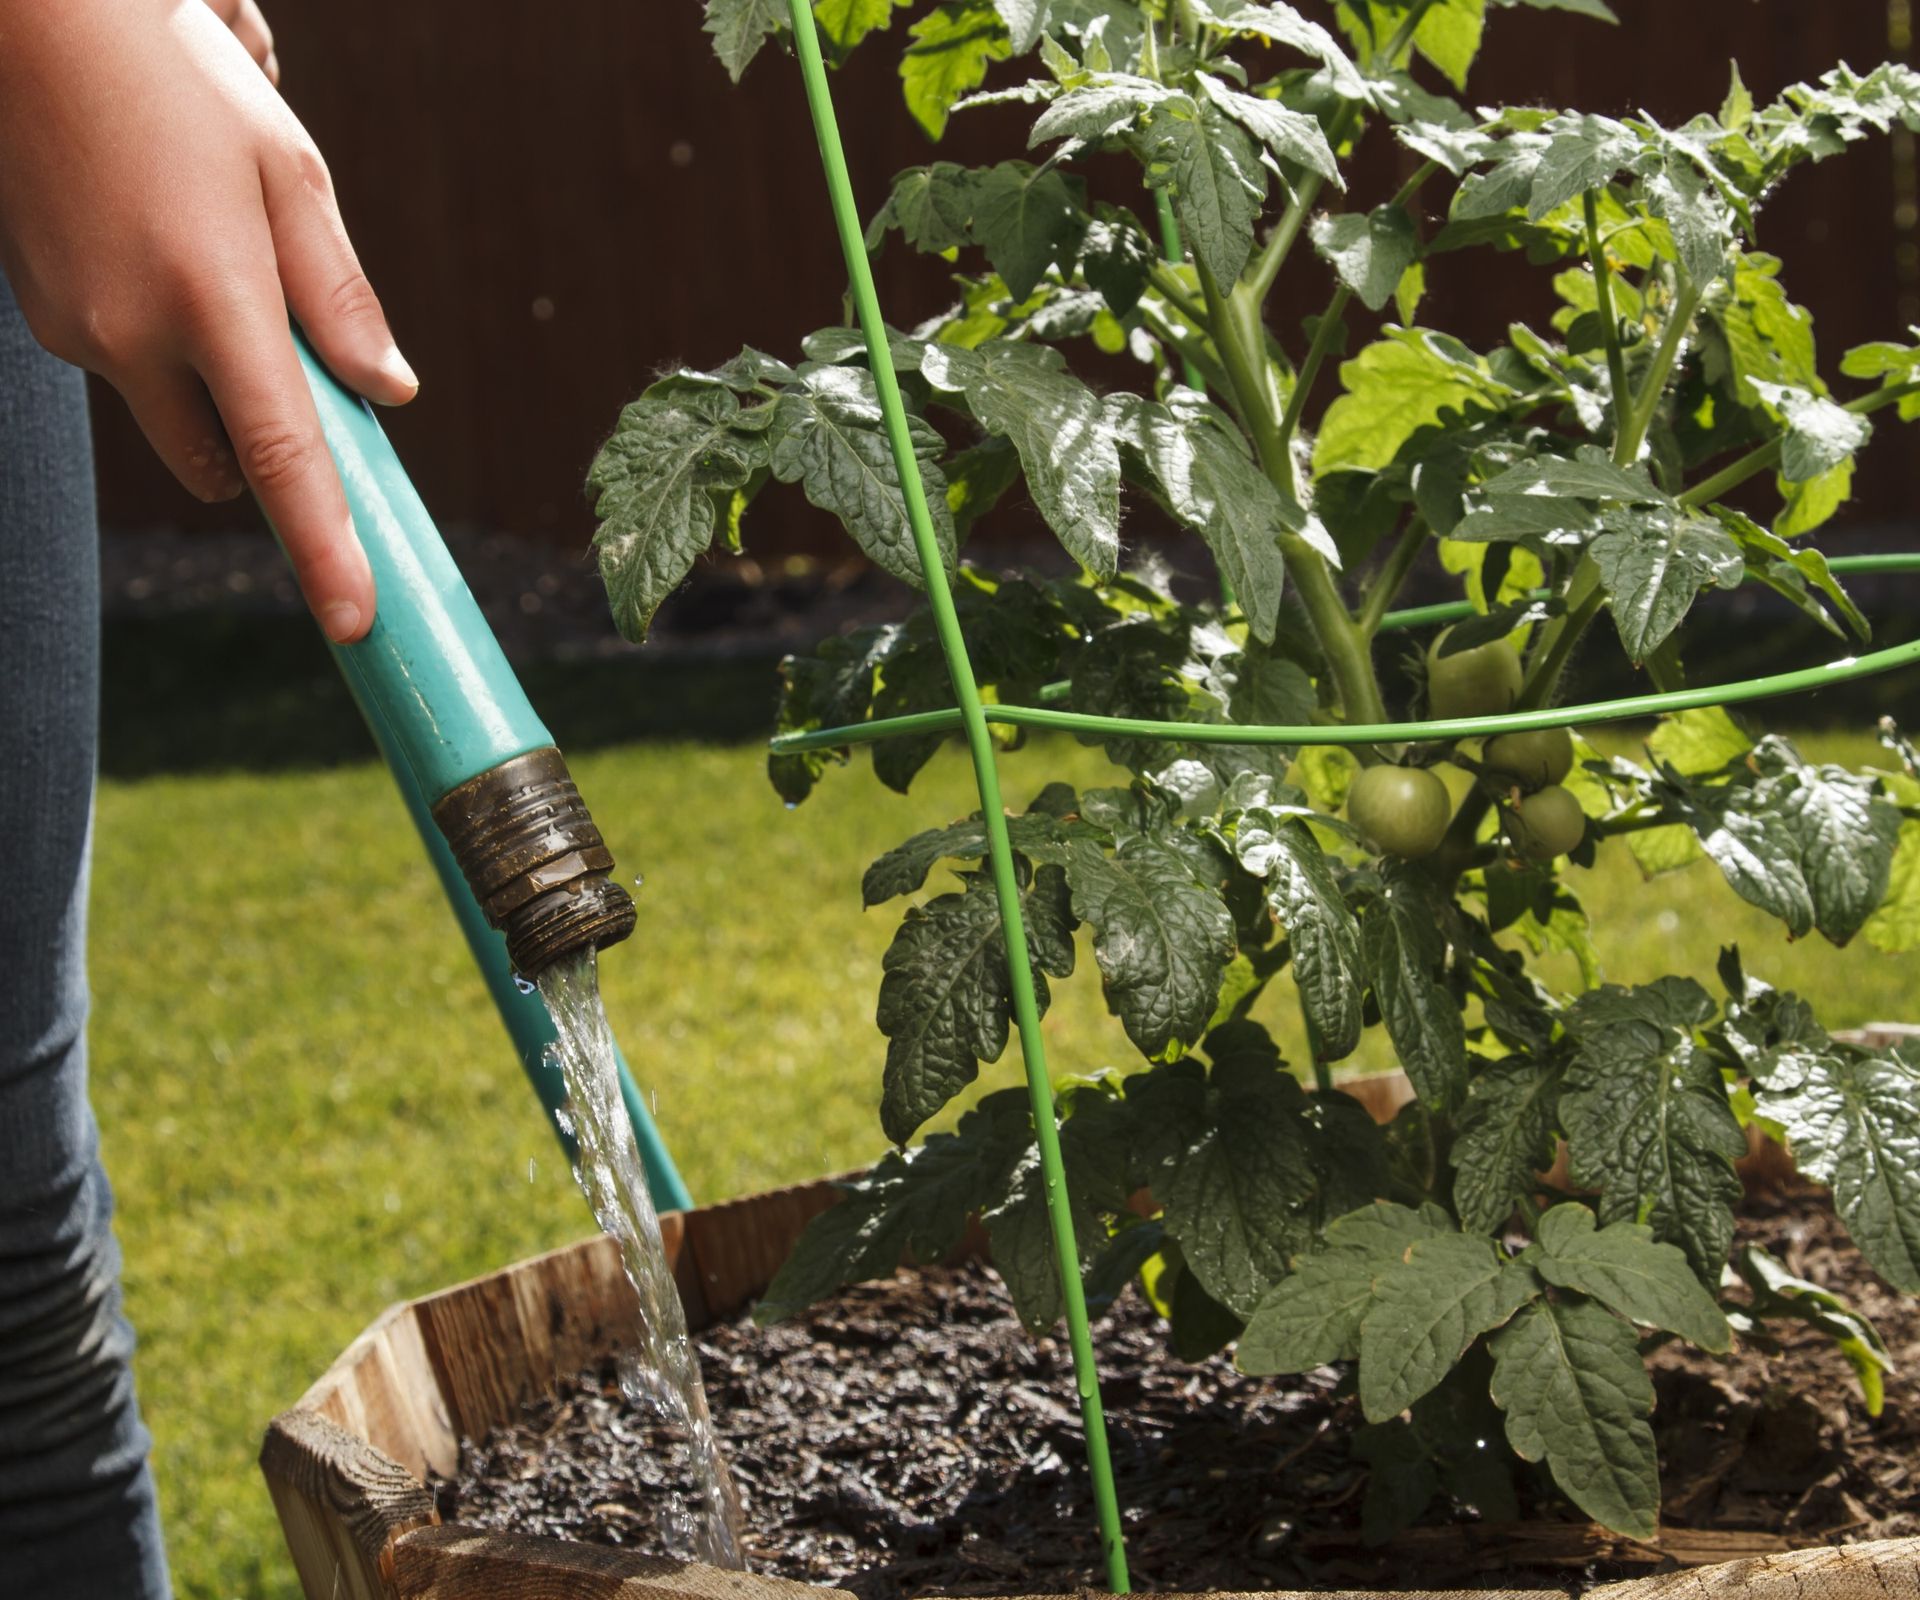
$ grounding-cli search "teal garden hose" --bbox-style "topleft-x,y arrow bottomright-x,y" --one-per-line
274,337 -> 693,1213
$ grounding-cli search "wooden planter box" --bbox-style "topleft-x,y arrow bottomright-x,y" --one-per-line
260,1066 -> 1920,1600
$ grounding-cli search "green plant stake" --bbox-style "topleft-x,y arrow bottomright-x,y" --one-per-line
781,2 -> 1131,1587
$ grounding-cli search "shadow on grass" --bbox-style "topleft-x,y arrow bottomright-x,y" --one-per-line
100,612 -> 783,779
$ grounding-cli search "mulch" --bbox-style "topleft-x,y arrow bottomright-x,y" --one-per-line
435,1188 -> 1919,1595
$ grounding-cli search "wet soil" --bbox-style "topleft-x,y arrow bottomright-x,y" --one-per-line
437,1190 -> 1920,1595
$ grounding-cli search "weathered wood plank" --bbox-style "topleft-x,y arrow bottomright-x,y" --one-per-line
260,1407 -> 438,1600
391,1524 -> 853,1600
681,1178 -> 843,1321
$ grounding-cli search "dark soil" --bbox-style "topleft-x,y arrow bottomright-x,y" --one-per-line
436,1191 -> 1920,1595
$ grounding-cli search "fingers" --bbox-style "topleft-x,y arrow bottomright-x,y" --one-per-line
205,0 -> 278,82
262,142 -> 417,407
113,364 -> 246,504
193,294 -> 375,643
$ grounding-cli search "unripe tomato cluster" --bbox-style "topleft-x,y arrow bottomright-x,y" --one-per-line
1340,630 -> 1586,863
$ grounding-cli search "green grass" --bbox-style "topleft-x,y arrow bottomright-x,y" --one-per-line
89,729 -> 1916,1597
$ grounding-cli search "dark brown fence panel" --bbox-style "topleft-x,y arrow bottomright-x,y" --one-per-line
88,2 -> 1912,551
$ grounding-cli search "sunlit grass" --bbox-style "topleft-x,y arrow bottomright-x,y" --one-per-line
89,728 -> 1914,1596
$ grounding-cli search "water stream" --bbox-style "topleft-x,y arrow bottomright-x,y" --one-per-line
538,951 -> 745,1568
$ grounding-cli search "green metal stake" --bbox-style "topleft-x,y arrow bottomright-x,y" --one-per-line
781,4 -> 1131,1590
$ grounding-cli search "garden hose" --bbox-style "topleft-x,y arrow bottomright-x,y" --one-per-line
782,4 -> 1133,1589
285,336 -> 694,1212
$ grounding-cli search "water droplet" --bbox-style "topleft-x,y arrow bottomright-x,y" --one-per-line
784,801 -> 799,811
528,1158 -> 538,1183
633,872 -> 647,890
512,973 -> 537,995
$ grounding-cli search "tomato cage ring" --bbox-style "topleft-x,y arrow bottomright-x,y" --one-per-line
768,554 -> 1920,759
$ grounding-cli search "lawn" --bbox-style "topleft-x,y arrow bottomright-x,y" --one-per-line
88,726 -> 1916,1598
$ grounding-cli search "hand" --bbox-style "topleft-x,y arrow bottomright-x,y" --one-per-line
0,1 -> 417,642
203,0 -> 279,85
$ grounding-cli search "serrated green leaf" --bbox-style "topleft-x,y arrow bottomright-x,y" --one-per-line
861,805 -> 1098,906
1234,814 -> 1364,1061
1865,819 -> 1920,953
1030,74 -> 1176,144
1648,706 -> 1752,774
1079,210 -> 1156,314
1120,392 -> 1290,642
1061,835 -> 1236,1060
1194,72 -> 1341,184
768,365 -> 956,589
872,163 -> 980,254
991,0 -> 1044,52
1527,1204 -> 1730,1347
1412,0 -> 1484,92
1315,328 -> 1517,476
1754,1046 -> 1920,1292
590,386 -> 769,641
814,0 -> 909,49
1749,380 -> 1874,482
1360,1234 -> 1539,1421
1452,1055 -> 1563,1234
1525,114 -> 1642,219
757,1091 -> 1033,1323
1311,206 -> 1420,313
1237,1200 -> 1450,1373
1776,455 -> 1853,537
704,0 -> 788,81
968,161 -> 1089,300
902,4 -> 1012,138
1775,759 -> 1904,946
876,865 -> 1076,1142
1362,866 -> 1468,1109
1218,4 -> 1371,100
1489,1297 -> 1658,1539
921,341 -> 1123,575
1561,980 -> 1744,1279
1711,505 -> 1870,642
1143,97 -> 1266,291
1591,504 -> 1744,663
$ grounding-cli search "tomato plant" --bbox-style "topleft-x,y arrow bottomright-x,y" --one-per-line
594,0 -> 1920,1545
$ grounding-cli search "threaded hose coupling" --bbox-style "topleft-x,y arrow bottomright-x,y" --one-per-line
431,747 -> 637,978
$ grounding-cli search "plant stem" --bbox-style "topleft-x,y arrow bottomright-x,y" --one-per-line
1136,302 -> 1235,404
1357,517 -> 1431,635
1273,162 -> 1437,457
1197,255 -> 1387,726
1275,285 -> 1352,448
1583,189 -> 1631,452
1613,269 -> 1704,467
1676,380 -> 1920,507
1147,259 -> 1211,329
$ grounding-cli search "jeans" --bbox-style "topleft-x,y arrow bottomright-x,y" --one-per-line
0,279 -> 171,1595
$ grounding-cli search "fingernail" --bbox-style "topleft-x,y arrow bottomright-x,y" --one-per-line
381,348 -> 420,393
321,601 -> 363,643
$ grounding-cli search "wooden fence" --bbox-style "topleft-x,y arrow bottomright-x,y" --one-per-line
89,1 -> 1912,552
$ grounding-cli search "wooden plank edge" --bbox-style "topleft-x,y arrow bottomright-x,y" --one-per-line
391,1523 -> 856,1600
260,1406 -> 439,1600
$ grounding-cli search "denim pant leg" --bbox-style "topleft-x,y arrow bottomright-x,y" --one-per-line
0,282 -> 171,1596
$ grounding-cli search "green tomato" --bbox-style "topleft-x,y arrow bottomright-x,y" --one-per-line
1507,784 -> 1587,861
1426,630 -> 1524,720
1484,727 -> 1575,789
1348,764 -> 1453,860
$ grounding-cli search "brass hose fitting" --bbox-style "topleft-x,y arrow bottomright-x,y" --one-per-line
431,747 -> 636,978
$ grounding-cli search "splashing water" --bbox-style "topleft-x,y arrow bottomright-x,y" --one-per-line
538,952 -> 744,1568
